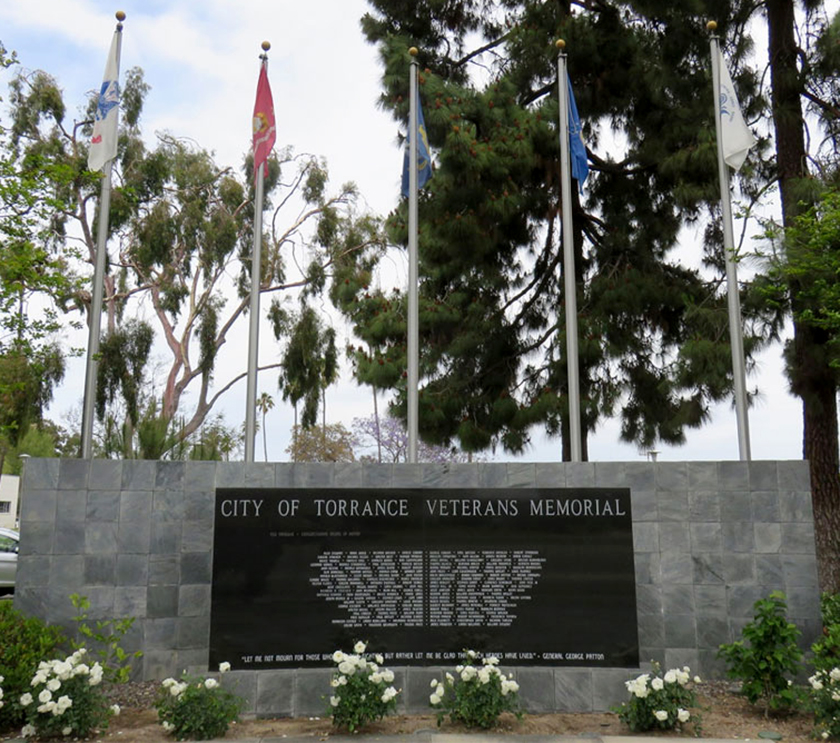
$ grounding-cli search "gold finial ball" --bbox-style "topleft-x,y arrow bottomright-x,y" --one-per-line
707,20 -> 718,31
261,41 -> 271,51
555,39 -> 566,50
409,47 -> 419,56
116,10 -> 126,21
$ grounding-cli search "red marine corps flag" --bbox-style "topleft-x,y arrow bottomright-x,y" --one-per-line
252,62 -> 276,178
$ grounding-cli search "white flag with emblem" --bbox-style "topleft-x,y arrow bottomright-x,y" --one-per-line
88,30 -> 121,172
717,48 -> 755,172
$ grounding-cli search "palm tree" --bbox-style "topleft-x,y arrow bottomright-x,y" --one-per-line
256,392 -> 275,462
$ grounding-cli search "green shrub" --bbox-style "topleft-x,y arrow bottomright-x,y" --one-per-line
328,642 -> 399,732
0,601 -> 64,732
430,650 -> 522,729
154,663 -> 244,740
717,590 -> 803,716
69,593 -> 142,683
813,593 -> 840,673
19,648 -> 118,739
614,661 -> 700,733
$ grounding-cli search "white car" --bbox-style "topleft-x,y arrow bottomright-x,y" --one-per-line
0,527 -> 19,593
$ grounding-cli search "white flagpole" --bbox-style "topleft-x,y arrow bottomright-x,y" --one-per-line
407,48 -> 420,464
80,11 -> 125,459
556,40 -> 583,462
709,23 -> 751,461
245,42 -> 271,464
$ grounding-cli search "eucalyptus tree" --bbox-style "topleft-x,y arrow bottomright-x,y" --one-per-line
335,0 -> 772,458
6,62 -> 385,452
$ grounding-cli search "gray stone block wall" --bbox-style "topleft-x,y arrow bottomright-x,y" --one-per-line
14,459 -> 818,714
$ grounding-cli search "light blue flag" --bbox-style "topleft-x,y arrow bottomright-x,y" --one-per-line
401,86 -> 433,197
567,74 -> 589,189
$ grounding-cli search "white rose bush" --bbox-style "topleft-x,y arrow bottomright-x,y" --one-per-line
809,667 -> 840,740
154,662 -> 244,740
18,648 -> 117,739
430,650 -> 522,729
614,661 -> 699,733
328,642 -> 400,732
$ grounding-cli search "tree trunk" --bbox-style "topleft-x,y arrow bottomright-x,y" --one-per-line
767,0 -> 840,591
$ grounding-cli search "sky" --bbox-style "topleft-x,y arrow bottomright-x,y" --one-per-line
0,0 -> 813,464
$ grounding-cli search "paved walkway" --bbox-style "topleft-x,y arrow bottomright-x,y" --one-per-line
178,737 -> 746,743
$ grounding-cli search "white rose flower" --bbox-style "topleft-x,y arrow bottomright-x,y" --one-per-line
330,678 -> 340,688
375,654 -> 384,665
822,732 -> 830,740
31,672 -> 47,686
633,686 -> 649,699
430,692 -> 441,705
204,678 -> 219,690
382,687 -> 398,703
663,670 -> 677,684
382,670 -> 394,683
162,721 -> 175,732
338,661 -> 355,676
47,678 -> 61,692
219,662 -> 231,674
693,675 -> 702,684
38,689 -> 52,703
111,704 -> 121,716
654,710 -> 668,722
651,677 -> 664,691
162,678 -> 176,688
478,668 -> 491,685
677,708 -> 690,722
20,693 -> 33,706
830,668 -> 840,681
62,726 -> 72,736
332,650 -> 345,664
466,650 -> 476,659
21,723 -> 36,737
814,680 -> 825,691
338,675 -> 348,686
354,641 -> 367,654
57,695 -> 72,711
369,672 -> 382,684
483,656 -> 500,666
430,679 -> 439,688
330,695 -> 340,707
446,672 -> 454,685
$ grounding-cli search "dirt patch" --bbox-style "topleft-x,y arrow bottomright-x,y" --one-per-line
0,682 -> 817,742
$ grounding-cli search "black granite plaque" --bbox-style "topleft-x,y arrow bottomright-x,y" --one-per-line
209,488 -> 638,669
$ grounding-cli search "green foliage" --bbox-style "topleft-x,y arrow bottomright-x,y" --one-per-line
430,651 -> 522,729
614,662 -> 699,733
155,665 -> 244,741
814,593 -> 840,673
717,591 -> 803,716
19,648 -> 117,740
0,601 -> 64,731
69,593 -> 142,684
808,666 -> 840,741
328,642 -> 399,732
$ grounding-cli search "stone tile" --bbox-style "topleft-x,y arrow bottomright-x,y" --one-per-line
689,491 -> 720,522
664,615 -> 697,647
56,490 -> 87,521
623,463 -> 656,491
635,584 -> 662,616
688,462 -> 718,490
592,668 -> 633,711
183,461 -> 216,491
184,491 -> 215,521
115,586 -> 147,617
155,461 -> 185,490
331,463 -> 362,488
21,489 -> 57,522
722,553 -> 755,585
178,616 -> 210,649
84,554 -> 117,585
363,464 -> 393,487
477,464 -> 508,488
659,522 -> 689,553
118,519 -> 151,554
180,648 -> 210,675
181,520 -> 213,552
633,522 -> 659,553
631,490 -> 657,521
145,618 -> 178,650
16,555 -> 51,586
698,648 -> 729,678
780,523 -> 816,554
151,515 -> 182,555
85,522 -> 118,554
656,463 -> 688,490
535,463 -> 566,488
781,554 -> 819,588
149,555 -> 180,585
634,552 -> 661,584
755,554 -> 784,585
244,463 -> 275,488
663,648 -> 699,675
289,669 -> 326,716
594,462 -> 625,487
117,554 -> 149,586
54,521 -> 86,553
392,465 -> 424,487
181,552 -> 212,584
562,463 -> 594,488
690,523 -> 721,553
216,462 -> 245,488
147,585 -> 179,618
786,586 -> 821,620
19,521 -> 55,555
143,649 -> 181,680
778,461 -> 810,491
749,462 -> 778,491
722,521 -> 755,553
720,491 -> 752,521
752,491 -> 780,522
120,491 -> 152,522
727,585 -> 766,618
754,522 -> 782,553
662,585 -> 694,615
719,462 -> 749,490
517,668 -> 556,712
780,491 -> 814,522
660,552 -> 693,584
554,668 -> 593,712
657,491 -> 688,522
404,666 -> 446,711
23,458 -> 59,489
507,463 -> 536,487
221,670 -> 256,714
48,554 -> 84,591
153,490 -> 186,521
692,554 -> 725,584
121,461 -> 157,490
694,585 -> 727,616
179,584 -> 211,616
59,459 -> 89,489
87,490 -> 120,521
442,463 -> 479,487
89,460 -> 123,490
302,464 -> 338,487
638,613 -> 665,647
77,585 -> 115,618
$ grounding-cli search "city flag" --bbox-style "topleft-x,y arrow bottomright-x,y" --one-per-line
717,48 -> 755,172
401,86 -> 433,197
567,74 -> 588,188
252,64 -> 276,177
88,30 -> 121,172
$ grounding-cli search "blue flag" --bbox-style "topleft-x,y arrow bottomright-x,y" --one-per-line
401,86 -> 433,197
567,74 -> 588,189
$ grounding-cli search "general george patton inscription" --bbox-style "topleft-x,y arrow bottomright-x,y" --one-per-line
209,488 -> 638,670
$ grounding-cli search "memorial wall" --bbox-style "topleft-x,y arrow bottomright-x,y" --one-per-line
13,459 -> 819,715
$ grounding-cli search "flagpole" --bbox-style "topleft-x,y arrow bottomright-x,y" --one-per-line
407,48 -> 419,464
556,40 -> 583,463
245,42 -> 271,464
709,23 -> 751,461
80,11 -> 125,459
